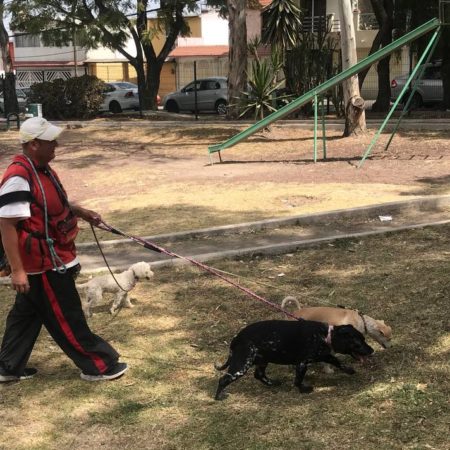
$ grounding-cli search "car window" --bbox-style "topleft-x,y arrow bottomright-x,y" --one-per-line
423,66 -> 441,80
113,82 -> 137,89
202,80 -> 221,90
184,81 -> 202,93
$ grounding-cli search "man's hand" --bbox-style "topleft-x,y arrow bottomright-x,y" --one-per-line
11,269 -> 30,294
71,204 -> 102,226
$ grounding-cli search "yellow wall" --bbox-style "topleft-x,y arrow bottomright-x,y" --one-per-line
87,61 -> 176,97
158,62 -> 176,97
94,63 -> 126,82
148,16 -> 201,55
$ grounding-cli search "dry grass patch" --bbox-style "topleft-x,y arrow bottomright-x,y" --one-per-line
1,224 -> 449,449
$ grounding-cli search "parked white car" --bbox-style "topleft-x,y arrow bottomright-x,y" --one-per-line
99,82 -> 140,113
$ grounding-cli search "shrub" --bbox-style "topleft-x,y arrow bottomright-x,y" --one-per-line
27,75 -> 106,120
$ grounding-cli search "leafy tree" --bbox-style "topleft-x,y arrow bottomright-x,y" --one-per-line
8,0 -> 198,111
0,0 -> 18,115
208,0 -> 259,119
227,0 -> 248,119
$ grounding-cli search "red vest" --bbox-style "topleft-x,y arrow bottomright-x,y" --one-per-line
1,155 -> 79,273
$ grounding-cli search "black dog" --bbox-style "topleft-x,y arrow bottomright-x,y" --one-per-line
214,319 -> 374,400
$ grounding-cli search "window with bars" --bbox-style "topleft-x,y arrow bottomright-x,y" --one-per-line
14,34 -> 42,48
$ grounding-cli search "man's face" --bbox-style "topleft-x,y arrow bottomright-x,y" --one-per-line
27,139 -> 58,166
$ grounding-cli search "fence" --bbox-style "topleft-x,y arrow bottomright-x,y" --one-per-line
15,70 -> 79,89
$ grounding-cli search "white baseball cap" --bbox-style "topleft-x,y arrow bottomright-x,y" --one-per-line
19,117 -> 63,144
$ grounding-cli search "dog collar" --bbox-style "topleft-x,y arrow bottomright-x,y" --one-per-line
358,311 -> 368,333
325,325 -> 334,347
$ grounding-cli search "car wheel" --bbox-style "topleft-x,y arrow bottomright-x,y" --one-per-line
215,100 -> 227,115
166,100 -> 179,113
409,93 -> 423,109
109,101 -> 122,114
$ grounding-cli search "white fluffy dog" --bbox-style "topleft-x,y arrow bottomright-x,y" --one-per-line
78,261 -> 154,317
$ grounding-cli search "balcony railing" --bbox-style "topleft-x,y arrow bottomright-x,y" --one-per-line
301,15 -> 340,33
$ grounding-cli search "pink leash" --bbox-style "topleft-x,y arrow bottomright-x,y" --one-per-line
96,221 -> 301,321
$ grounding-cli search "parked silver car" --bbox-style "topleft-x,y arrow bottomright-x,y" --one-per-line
391,61 -> 443,107
163,77 -> 228,114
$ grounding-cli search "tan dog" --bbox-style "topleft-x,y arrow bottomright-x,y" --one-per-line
281,296 -> 392,349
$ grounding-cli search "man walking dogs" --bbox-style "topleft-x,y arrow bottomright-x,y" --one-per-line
0,117 -> 128,382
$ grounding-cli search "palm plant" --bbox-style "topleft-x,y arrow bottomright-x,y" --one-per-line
238,38 -> 290,121
261,0 -> 302,51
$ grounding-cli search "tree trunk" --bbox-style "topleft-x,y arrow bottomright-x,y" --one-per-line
0,2 -> 19,116
369,0 -> 393,112
145,55 -> 164,110
227,0 -> 247,119
338,0 -> 366,136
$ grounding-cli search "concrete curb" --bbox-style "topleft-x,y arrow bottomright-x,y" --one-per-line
82,218 -> 450,274
77,195 -> 450,250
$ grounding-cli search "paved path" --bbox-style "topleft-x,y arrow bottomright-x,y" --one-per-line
77,195 -> 450,274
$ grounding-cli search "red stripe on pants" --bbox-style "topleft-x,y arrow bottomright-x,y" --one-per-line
42,273 -> 108,374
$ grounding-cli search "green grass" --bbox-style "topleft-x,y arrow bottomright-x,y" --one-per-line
0,224 -> 449,449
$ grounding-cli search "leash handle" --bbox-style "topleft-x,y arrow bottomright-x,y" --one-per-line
96,221 -> 302,321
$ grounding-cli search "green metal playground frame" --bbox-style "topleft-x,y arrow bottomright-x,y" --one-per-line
208,17 -> 445,167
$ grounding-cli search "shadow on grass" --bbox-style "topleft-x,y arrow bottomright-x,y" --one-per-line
399,174 -> 450,196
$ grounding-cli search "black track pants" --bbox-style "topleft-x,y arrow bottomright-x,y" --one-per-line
0,266 -> 119,376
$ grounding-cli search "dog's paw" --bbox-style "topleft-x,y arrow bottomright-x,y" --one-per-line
297,384 -> 314,394
214,392 -> 229,401
342,366 -> 356,375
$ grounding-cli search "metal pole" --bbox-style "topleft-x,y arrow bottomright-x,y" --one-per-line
314,95 -> 318,163
384,29 -> 441,152
194,61 -> 198,121
358,27 -> 441,167
321,96 -> 327,160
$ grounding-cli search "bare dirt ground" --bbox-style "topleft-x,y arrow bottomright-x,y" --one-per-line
1,119 -> 449,240
0,120 -> 449,449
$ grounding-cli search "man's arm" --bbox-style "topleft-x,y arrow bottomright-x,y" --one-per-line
70,203 -> 102,226
0,217 -> 29,293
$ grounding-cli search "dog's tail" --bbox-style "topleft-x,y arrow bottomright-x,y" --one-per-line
281,296 -> 302,311
214,354 -> 231,371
